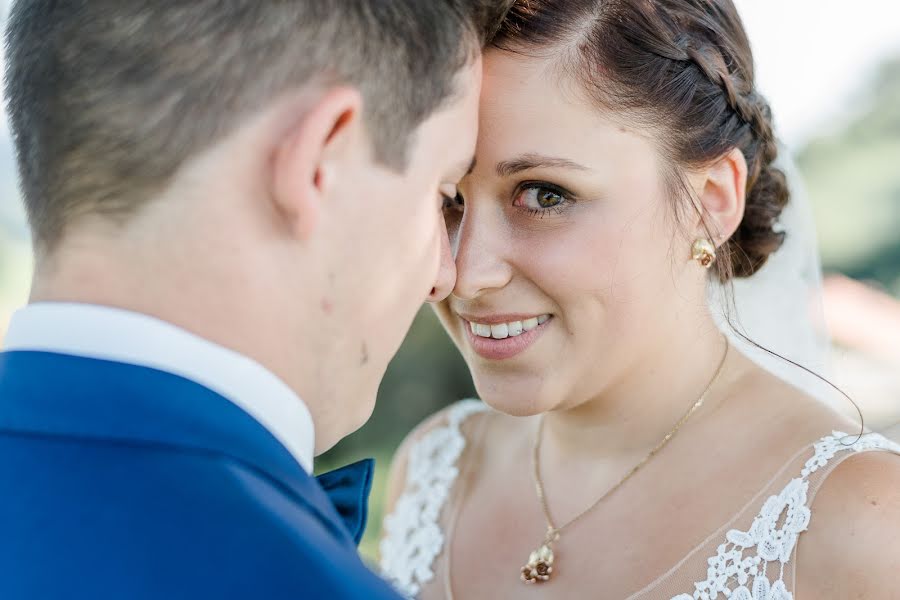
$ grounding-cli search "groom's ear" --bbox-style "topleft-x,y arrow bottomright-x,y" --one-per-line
694,147 -> 748,244
271,87 -> 364,239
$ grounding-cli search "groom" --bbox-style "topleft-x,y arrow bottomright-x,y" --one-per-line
0,1 -> 500,598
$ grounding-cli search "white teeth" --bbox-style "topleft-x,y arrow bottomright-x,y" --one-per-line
468,315 -> 551,339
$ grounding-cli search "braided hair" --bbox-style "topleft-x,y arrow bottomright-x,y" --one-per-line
493,0 -> 790,281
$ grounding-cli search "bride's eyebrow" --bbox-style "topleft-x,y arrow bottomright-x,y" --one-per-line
495,153 -> 590,177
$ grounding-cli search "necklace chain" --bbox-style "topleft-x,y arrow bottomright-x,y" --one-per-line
532,338 -> 730,538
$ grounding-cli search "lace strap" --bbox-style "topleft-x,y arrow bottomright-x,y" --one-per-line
672,430 -> 900,600
380,400 -> 489,598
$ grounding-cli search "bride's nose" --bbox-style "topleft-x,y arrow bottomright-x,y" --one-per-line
452,206 -> 513,301
426,220 -> 457,303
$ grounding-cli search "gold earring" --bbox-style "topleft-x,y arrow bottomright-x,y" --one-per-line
692,238 -> 717,269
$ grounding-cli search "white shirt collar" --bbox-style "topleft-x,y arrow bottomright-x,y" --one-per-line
3,302 -> 315,473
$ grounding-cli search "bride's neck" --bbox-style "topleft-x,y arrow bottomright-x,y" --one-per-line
541,320 -> 739,461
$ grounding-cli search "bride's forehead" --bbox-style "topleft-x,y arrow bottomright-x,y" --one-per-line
480,52 -> 622,134
481,51 -> 576,104
474,113 -> 658,182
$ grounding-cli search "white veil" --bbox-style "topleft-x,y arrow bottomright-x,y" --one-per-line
708,150 -> 838,406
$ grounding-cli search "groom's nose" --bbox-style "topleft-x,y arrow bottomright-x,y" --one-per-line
426,220 -> 457,303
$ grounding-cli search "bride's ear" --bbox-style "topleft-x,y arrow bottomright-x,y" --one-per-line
694,148 -> 748,244
270,87 -> 364,240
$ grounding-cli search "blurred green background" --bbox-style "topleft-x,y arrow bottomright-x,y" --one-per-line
1,16 -> 899,566
799,59 -> 900,295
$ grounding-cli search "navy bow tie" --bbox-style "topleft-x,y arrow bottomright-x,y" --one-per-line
315,458 -> 375,546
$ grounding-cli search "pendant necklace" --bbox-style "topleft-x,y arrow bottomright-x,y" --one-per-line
521,339 -> 730,584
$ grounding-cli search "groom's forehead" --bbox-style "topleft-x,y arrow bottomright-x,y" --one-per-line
412,59 -> 483,160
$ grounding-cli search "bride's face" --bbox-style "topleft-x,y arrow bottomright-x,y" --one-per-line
433,50 -> 706,416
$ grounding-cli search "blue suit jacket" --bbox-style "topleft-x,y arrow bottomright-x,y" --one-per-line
0,350 -> 402,599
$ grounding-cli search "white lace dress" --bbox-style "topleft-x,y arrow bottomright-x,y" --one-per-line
379,400 -> 900,600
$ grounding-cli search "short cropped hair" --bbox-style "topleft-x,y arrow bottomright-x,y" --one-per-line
4,1 -> 507,246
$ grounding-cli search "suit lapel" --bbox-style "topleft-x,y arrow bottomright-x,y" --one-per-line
0,350 -> 357,549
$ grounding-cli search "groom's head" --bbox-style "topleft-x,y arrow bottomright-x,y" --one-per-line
5,0 -> 502,452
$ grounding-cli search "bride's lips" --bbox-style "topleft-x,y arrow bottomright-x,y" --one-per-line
458,313 -> 553,361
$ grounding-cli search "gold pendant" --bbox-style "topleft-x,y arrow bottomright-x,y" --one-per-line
521,528 -> 558,584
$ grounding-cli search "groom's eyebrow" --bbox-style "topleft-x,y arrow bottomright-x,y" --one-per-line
496,153 -> 590,177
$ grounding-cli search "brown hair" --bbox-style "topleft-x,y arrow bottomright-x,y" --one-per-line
493,0 -> 789,281
4,0 -> 509,248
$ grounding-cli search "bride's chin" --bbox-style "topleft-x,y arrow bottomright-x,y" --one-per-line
482,398 -> 549,417
473,380 -> 556,417
463,355 -> 563,415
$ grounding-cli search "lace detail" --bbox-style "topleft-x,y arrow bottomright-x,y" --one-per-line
380,400 -> 489,599
671,431 -> 900,600
381,420 -> 899,600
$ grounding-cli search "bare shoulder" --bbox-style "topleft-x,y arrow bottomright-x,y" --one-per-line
730,359 -> 860,446
382,400 -> 491,516
796,446 -> 900,598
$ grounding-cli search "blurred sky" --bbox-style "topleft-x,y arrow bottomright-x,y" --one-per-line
734,0 -> 900,148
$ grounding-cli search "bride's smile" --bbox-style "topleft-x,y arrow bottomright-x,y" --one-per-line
458,312 -> 553,360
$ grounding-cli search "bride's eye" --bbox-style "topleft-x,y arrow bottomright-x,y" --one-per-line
512,183 -> 571,215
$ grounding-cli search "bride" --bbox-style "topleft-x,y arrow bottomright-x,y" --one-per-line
379,1 -> 900,598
